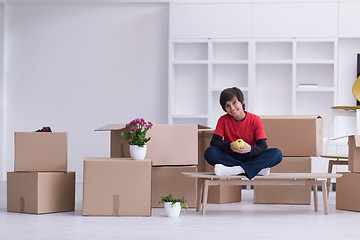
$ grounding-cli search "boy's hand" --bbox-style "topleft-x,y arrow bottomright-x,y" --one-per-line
231,141 -> 251,154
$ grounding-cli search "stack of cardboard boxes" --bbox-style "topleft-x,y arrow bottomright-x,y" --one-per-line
7,132 -> 75,214
336,135 -> 360,212
84,124 -> 212,216
254,116 -> 323,204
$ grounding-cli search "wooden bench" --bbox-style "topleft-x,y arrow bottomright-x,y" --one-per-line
182,172 -> 342,215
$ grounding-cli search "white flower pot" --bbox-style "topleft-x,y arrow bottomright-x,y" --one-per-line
129,145 -> 147,160
164,202 -> 181,218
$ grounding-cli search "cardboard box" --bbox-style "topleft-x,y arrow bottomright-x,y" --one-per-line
7,172 -> 75,214
261,116 -> 323,157
82,158 -> 152,216
336,172 -> 360,212
152,165 -> 197,208
14,132 -> 68,172
254,157 -> 311,204
205,163 -> 242,204
95,124 -> 211,166
198,129 -> 214,172
348,135 -> 360,173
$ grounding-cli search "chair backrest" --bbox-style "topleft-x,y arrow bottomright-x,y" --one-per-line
352,75 -> 360,102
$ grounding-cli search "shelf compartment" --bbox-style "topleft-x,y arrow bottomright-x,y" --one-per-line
296,91 -> 334,139
173,65 -> 208,115
212,64 -> 248,90
255,42 -> 293,60
173,42 -> 208,61
213,42 -> 248,60
296,64 -> 334,88
255,64 -> 292,115
172,117 -> 208,126
296,41 -> 335,60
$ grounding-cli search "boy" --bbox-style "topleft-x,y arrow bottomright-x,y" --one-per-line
204,87 -> 282,180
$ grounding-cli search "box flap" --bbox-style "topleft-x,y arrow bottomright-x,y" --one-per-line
260,115 -> 322,120
354,135 -> 360,147
95,124 -> 127,131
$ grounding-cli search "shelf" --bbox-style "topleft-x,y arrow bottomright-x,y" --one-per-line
211,87 -> 249,92
212,60 -> 249,64
172,61 -> 208,65
296,87 -> 334,92
171,114 -> 208,119
255,60 -> 293,64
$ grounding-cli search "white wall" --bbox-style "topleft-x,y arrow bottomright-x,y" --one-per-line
0,3 -> 4,182
2,3 -> 169,181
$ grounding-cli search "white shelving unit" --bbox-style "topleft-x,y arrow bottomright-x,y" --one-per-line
169,39 -> 251,127
169,38 -> 338,139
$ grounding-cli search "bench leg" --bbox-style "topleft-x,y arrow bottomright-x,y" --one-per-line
196,179 -> 203,212
321,180 -> 329,215
201,180 -> 210,215
313,184 -> 318,212
327,160 -> 334,197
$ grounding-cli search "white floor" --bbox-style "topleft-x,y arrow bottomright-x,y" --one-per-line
1,182 -> 359,240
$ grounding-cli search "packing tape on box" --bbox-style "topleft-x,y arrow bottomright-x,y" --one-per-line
113,194 -> 120,216
20,197 -> 25,213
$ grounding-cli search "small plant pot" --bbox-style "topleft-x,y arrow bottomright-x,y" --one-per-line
164,202 -> 181,217
129,145 -> 147,160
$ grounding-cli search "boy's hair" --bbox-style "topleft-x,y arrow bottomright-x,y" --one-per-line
220,87 -> 245,111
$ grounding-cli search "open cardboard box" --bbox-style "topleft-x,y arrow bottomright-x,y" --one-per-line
95,124 -> 212,166
14,132 -> 68,172
261,115 -> 323,157
348,135 -> 360,172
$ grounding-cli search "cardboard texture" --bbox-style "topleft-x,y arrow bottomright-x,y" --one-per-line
348,135 -> 360,173
7,172 -> 75,214
261,116 -> 323,157
152,165 -> 197,208
95,124 -> 211,166
205,163 -> 242,204
254,157 -> 311,204
82,158 -> 152,216
14,132 -> 68,172
336,172 -> 360,212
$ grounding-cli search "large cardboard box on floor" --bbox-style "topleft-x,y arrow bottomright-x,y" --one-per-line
7,172 -> 75,214
254,157 -> 311,204
205,162 -> 242,204
336,172 -> 360,212
82,158 -> 152,216
152,165 -> 197,208
260,116 -> 323,157
95,124 -> 211,166
347,135 -> 360,173
14,132 -> 68,172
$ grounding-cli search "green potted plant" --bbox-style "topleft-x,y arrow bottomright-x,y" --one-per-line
121,118 -> 153,160
159,194 -> 188,217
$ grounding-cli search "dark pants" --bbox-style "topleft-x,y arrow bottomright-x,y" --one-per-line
204,146 -> 282,179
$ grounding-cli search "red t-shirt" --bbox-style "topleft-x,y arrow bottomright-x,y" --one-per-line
213,112 -> 267,146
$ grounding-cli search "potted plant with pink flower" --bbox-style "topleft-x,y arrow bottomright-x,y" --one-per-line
121,118 -> 153,160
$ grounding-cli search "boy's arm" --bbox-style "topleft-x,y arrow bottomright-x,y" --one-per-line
210,134 -> 231,152
249,139 -> 268,158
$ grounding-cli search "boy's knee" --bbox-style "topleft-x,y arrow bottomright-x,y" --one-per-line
271,148 -> 283,164
267,148 -> 282,164
204,146 -> 219,166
